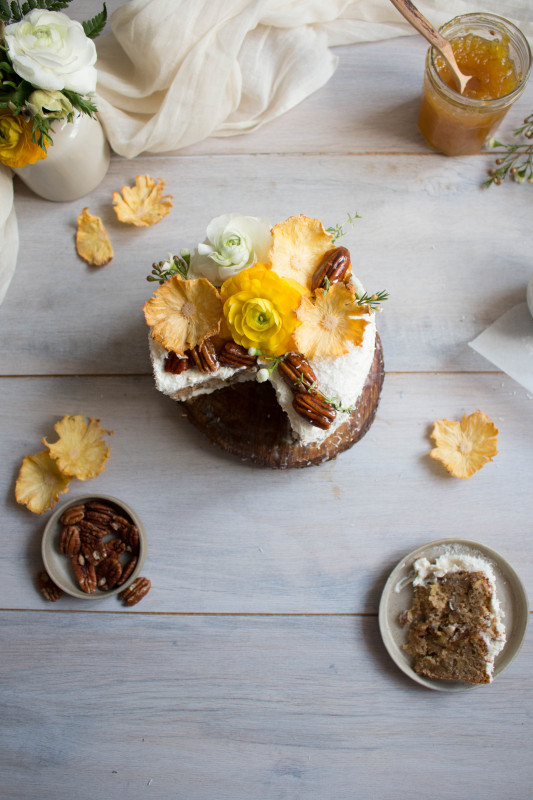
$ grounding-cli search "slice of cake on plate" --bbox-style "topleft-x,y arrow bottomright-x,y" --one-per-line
401,551 -> 506,684
143,213 -> 387,467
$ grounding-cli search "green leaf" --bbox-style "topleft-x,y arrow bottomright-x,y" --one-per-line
82,2 -> 106,39
62,88 -> 98,117
10,2 -> 22,22
0,0 -> 11,23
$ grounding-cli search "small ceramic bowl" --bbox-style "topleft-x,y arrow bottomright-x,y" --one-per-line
42,494 -> 147,600
379,538 -> 529,691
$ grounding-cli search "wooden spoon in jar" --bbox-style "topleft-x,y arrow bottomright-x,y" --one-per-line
388,0 -> 473,94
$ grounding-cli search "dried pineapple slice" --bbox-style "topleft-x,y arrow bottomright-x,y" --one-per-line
43,415 -> 113,481
269,215 -> 334,289
143,275 -> 224,354
76,207 -> 114,266
430,410 -> 498,479
294,284 -> 370,358
15,450 -> 70,514
113,175 -> 173,227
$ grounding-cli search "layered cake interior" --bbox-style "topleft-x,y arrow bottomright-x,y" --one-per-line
401,551 -> 506,684
143,213 -> 386,451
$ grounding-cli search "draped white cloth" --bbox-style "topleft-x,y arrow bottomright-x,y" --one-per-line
2,0 -> 533,303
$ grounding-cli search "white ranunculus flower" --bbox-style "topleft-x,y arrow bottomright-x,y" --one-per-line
190,213 -> 272,285
5,10 -> 97,95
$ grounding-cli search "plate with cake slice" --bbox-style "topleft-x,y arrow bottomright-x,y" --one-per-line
143,213 -> 387,468
379,539 -> 529,691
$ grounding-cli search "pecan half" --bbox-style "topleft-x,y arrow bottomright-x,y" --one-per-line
102,538 -> 126,559
78,519 -> 106,538
292,393 -> 336,430
117,555 -> 138,587
84,500 -> 115,514
117,524 -> 140,555
72,559 -> 97,593
311,246 -> 351,292
278,353 -> 317,394
59,525 -> 81,557
60,504 -> 85,526
164,351 -> 190,374
119,576 -> 151,606
188,339 -> 219,373
37,571 -> 63,602
218,341 -> 257,369
96,558 -> 123,591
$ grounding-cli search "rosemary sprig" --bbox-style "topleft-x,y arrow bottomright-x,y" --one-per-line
326,211 -> 360,243
147,251 -> 190,284
292,368 -> 354,414
484,112 -> 533,186
353,289 -> 389,310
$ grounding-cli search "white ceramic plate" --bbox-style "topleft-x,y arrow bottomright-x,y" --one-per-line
42,494 -> 146,600
379,538 -> 529,692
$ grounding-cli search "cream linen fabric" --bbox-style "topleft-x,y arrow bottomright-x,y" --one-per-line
2,0 -> 533,303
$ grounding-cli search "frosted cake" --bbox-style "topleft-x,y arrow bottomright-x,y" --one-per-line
143,213 -> 386,465
401,551 -> 506,684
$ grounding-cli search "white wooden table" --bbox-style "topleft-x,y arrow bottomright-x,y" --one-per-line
2,4 -> 532,798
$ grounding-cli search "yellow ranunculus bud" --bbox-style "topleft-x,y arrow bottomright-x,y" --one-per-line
220,264 -> 306,356
0,111 -> 47,168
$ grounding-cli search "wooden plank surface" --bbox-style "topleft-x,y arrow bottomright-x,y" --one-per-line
2,371 -> 531,612
1,612 -> 531,800
6,153 -> 533,376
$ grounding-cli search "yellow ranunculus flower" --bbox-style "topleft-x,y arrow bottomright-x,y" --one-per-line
0,111 -> 47,168
220,264 -> 307,356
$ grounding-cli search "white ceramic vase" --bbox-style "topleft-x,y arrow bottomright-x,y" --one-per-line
12,113 -> 110,202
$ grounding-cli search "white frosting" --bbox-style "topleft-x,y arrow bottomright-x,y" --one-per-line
412,550 -> 507,678
147,309 -> 377,446
269,316 -> 376,446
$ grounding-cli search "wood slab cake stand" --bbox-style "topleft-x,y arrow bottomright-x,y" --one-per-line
182,334 -> 384,468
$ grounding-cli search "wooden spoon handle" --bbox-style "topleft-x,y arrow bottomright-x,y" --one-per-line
388,0 -> 470,93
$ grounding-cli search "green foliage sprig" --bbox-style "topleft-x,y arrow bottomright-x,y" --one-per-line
352,289 -> 389,310
147,252 -> 191,284
326,211 -> 360,243
485,112 -> 533,186
1,1 -> 73,25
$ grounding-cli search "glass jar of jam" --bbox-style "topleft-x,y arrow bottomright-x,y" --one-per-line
418,14 -> 531,156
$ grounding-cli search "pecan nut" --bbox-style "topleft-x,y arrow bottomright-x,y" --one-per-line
164,351 -> 190,374
292,393 -> 336,430
278,353 -> 317,394
72,559 -> 97,593
37,571 -> 63,602
117,524 -> 140,555
58,525 -> 81,557
311,246 -> 351,292
96,558 -> 123,591
117,555 -> 138,587
218,341 -> 257,369
119,576 -> 151,606
60,504 -> 85,526
187,339 -> 219,373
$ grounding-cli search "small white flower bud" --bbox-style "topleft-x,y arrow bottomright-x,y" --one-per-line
256,368 -> 269,383
248,347 -> 258,356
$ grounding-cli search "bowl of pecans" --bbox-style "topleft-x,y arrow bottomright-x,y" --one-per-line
41,494 -> 147,601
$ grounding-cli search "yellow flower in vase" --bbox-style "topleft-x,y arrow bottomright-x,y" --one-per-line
221,264 -> 307,356
0,111 -> 47,168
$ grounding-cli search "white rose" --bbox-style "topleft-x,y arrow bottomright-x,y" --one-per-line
190,213 -> 272,285
5,10 -> 97,95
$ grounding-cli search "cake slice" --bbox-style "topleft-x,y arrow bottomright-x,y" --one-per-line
401,552 -> 506,684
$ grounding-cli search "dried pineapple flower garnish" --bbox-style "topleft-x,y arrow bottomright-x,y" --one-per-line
113,175 -> 173,227
294,283 -> 370,358
76,207 -> 114,266
143,275 -> 224,354
15,450 -> 70,514
269,215 -> 333,290
43,415 -> 113,481
430,410 -> 498,479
